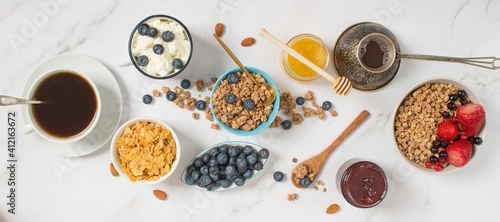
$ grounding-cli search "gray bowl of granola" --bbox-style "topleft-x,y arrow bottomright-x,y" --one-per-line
392,77 -> 485,174
210,66 -> 280,136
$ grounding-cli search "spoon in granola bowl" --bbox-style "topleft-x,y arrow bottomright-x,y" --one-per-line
213,33 -> 276,106
291,110 -> 369,188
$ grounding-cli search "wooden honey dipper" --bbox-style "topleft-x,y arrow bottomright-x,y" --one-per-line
259,29 -> 352,96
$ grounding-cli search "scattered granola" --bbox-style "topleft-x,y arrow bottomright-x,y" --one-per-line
195,80 -> 204,92
153,89 -> 161,97
314,186 -> 319,190
305,90 -> 314,101
211,123 -> 220,130
204,96 -> 210,105
330,110 -> 338,117
174,86 -> 182,95
192,113 -> 199,119
292,113 -> 304,125
317,180 -> 324,186
161,86 -> 170,94
183,91 -> 191,99
211,77 -> 217,84
287,193 -> 297,201
322,188 -> 327,192
206,82 -> 212,87
270,116 -> 283,128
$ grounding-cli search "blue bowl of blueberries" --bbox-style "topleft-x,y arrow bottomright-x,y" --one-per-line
210,66 -> 280,136
180,141 -> 269,191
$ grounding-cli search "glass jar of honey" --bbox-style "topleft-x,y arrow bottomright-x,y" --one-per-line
280,34 -> 330,82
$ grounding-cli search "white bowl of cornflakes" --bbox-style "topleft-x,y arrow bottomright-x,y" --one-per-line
110,117 -> 181,185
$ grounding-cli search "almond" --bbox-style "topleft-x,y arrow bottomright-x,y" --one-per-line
241,37 -> 255,47
215,23 -> 224,37
326,204 -> 339,214
153,190 -> 167,200
110,163 -> 118,176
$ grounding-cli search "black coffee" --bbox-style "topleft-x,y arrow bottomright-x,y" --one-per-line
361,40 -> 389,68
32,72 -> 98,138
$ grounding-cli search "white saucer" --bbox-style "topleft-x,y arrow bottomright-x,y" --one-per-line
21,53 -> 123,157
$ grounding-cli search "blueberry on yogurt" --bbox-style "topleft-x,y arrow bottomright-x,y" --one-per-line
162,31 -> 174,42
147,27 -> 158,37
137,55 -> 149,66
172,58 -> 184,69
138,23 -> 149,36
153,44 -> 164,54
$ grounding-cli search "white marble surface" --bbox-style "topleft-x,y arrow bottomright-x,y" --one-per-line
1,0 -> 500,221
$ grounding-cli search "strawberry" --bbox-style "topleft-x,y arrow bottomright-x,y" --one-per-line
456,103 -> 485,137
437,120 -> 460,141
445,140 -> 472,167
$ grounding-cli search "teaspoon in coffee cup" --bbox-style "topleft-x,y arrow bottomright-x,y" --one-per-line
0,95 -> 44,106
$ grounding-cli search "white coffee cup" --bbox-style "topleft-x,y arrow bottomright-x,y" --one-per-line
25,69 -> 102,143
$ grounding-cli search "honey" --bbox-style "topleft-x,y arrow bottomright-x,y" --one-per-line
281,34 -> 329,82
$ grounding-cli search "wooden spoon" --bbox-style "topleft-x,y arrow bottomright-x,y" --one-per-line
259,28 -> 352,96
291,110 -> 369,188
213,33 -> 276,106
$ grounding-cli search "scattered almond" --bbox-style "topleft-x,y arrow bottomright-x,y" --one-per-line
326,204 -> 339,214
322,188 -> 327,192
110,163 -> 118,176
215,23 -> 224,37
314,186 -> 318,190
241,37 -> 255,47
153,190 -> 167,200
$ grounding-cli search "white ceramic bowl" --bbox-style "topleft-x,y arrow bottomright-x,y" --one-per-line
110,117 -> 181,185
392,77 -> 486,174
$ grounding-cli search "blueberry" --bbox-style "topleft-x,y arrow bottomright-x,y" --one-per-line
194,158 -> 204,168
225,93 -> 236,104
322,101 -> 332,111
243,99 -> 255,110
439,151 -> 447,159
473,137 -> 483,145
187,165 -> 196,175
233,176 -> 245,186
196,100 -> 207,111
449,94 -> 458,101
180,79 -> 191,89
200,165 -> 209,175
225,165 -> 238,177
209,166 -> 219,175
153,44 -> 164,54
236,157 -> 248,169
242,146 -> 253,155
461,99 -> 469,105
215,180 -> 221,187
246,152 -> 258,165
258,148 -> 269,159
219,145 -> 229,153
137,55 -> 149,66
162,31 -> 174,42
166,91 -> 177,101
197,180 -> 207,188
299,177 -> 312,188
172,58 -> 184,69
253,161 -> 263,171
430,147 -> 438,154
220,179 -> 231,188
442,111 -> 450,119
147,27 -> 158,37
216,153 -> 229,165
208,158 -> 218,167
186,175 -> 195,185
243,169 -> 253,179
227,72 -> 239,83
247,163 -> 255,171
439,140 -> 448,148
458,90 -> 467,98
296,97 -> 305,105
218,165 -> 226,175
429,156 -> 438,164
191,170 -> 201,181
273,171 -> 284,182
228,157 -> 237,166
210,173 -> 220,181
202,153 -> 211,163
228,146 -> 240,157
282,120 -> 292,130
206,183 -> 215,191
200,175 -> 213,186
142,94 -> 152,104
237,165 -> 247,174
210,147 -> 220,157
138,24 -> 149,35
447,102 -> 456,110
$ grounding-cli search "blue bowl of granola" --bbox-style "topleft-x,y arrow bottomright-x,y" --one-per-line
210,66 -> 279,136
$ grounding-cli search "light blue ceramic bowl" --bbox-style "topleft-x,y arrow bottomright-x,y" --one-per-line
210,67 -> 280,136
180,141 -> 269,192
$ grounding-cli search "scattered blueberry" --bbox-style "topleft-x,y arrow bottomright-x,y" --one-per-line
196,100 -> 207,111
273,171 -> 284,182
142,94 -> 153,104
202,153 -> 211,163
166,91 -> 177,101
442,111 -> 450,119
439,151 -> 447,159
186,176 -> 195,185
137,55 -> 149,66
282,120 -> 292,130
299,177 -> 312,188
227,72 -> 239,83
461,99 -> 469,105
153,44 -> 164,54
243,169 -> 253,179
200,165 -> 209,175
243,99 -> 255,110
322,101 -> 332,111
181,79 -> 191,89
187,165 -> 196,175
191,170 -> 201,181
220,179 -> 231,188
247,152 -> 258,165
457,90 -> 467,98
172,58 -> 184,69
473,137 -> 483,145
194,158 -> 204,168
253,162 -> 263,171
429,156 -> 438,164
217,153 -> 229,165
225,165 -> 238,177
147,27 -> 158,37
296,97 -> 305,105
447,102 -> 456,110
225,93 -> 236,104
233,176 -> 245,186
199,175 -> 213,186
258,148 -> 269,159
243,146 -> 253,155
138,24 -> 149,35
210,147 -> 220,157
162,31 -> 174,42
449,94 -> 458,101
